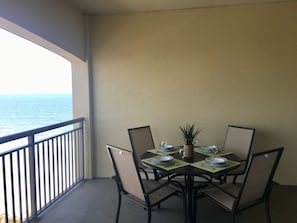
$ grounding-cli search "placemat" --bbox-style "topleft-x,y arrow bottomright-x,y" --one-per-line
194,147 -> 232,157
147,148 -> 180,155
191,160 -> 241,173
142,157 -> 189,171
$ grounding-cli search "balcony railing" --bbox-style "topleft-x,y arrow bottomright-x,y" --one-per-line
0,118 -> 85,223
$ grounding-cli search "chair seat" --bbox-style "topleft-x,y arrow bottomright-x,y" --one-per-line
143,180 -> 179,206
204,184 -> 240,211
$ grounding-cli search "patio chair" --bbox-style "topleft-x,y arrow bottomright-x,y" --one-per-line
194,147 -> 284,223
128,125 -> 170,180
106,144 -> 186,223
217,125 -> 255,183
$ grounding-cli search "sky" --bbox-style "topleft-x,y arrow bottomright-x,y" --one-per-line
0,28 -> 72,94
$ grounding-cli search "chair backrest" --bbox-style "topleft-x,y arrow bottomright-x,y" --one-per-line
223,125 -> 255,161
238,147 -> 283,208
106,144 -> 145,202
128,126 -> 155,158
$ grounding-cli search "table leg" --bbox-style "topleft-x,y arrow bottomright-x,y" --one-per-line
185,174 -> 194,223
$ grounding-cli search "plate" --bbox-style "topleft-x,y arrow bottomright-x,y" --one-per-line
158,144 -> 174,151
201,145 -> 217,153
152,155 -> 174,165
205,157 -> 228,167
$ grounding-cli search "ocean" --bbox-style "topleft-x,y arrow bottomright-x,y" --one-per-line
0,94 -> 73,217
0,94 -> 73,137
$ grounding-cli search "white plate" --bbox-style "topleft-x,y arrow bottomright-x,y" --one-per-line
152,155 -> 174,165
158,144 -> 174,151
205,157 -> 228,167
201,145 -> 217,153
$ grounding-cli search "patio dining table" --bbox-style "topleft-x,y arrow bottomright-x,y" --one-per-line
141,146 -> 241,223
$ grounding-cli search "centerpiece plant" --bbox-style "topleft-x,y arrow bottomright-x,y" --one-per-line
179,123 -> 202,158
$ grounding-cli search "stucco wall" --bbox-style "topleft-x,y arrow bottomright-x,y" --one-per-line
91,2 -> 297,185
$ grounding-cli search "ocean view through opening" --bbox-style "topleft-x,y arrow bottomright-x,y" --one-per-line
0,27 -> 73,222
0,27 -> 73,138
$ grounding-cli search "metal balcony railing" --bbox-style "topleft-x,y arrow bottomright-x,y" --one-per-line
0,118 -> 85,223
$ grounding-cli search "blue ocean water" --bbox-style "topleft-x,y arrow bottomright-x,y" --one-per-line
0,94 -> 73,137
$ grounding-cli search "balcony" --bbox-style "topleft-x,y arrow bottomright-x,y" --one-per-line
1,119 -> 296,223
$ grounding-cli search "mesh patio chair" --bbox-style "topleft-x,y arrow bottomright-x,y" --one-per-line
194,147 -> 284,223
217,125 -> 255,183
128,126 -> 170,180
106,144 -> 186,223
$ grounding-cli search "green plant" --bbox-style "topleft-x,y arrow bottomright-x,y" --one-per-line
179,123 -> 202,145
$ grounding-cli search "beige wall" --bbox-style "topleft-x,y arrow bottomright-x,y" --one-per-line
91,2 -> 297,185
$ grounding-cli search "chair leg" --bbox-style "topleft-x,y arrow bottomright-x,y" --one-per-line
144,170 -> 149,180
265,199 -> 272,223
147,206 -> 152,223
232,175 -> 238,184
232,211 -> 236,223
116,193 -> 122,223
153,169 -> 159,181
183,187 -> 187,223
193,188 -> 197,223
220,175 -> 226,184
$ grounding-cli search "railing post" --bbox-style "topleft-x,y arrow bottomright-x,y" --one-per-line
79,120 -> 85,180
28,135 -> 38,222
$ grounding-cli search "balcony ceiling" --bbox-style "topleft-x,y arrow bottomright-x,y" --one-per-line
63,0 -> 291,15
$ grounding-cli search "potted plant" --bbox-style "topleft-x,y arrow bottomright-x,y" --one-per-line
179,123 -> 202,158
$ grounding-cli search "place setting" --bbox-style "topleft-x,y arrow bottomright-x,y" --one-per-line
142,154 -> 189,171
147,141 -> 181,155
191,155 -> 241,173
194,145 -> 232,157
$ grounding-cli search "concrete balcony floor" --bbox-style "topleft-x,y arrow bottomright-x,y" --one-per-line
37,178 -> 297,223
